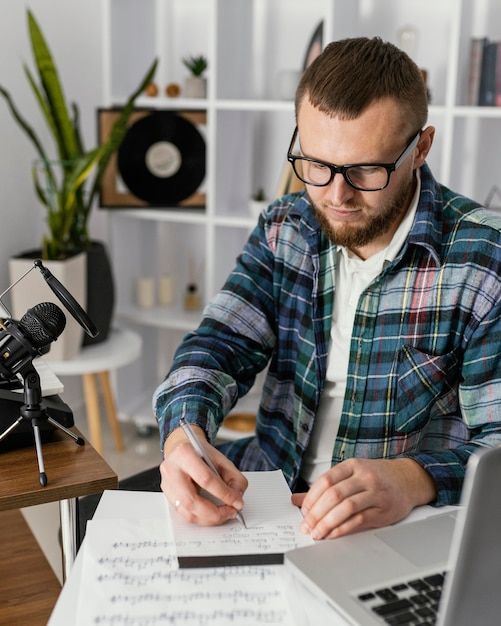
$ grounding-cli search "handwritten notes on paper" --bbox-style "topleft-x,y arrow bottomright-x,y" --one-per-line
75,510 -> 305,625
170,470 -> 314,567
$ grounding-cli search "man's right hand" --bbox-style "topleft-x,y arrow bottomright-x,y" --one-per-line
160,424 -> 248,526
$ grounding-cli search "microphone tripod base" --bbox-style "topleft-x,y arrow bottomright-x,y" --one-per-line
0,408 -> 85,487
47,416 -> 85,446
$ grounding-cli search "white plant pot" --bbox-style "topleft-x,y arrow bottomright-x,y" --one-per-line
184,76 -> 207,98
8,251 -> 87,362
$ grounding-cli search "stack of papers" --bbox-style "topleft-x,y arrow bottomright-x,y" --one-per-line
63,471 -> 317,626
170,470 -> 314,567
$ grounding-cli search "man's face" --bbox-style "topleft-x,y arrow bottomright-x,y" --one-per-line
296,98 -> 424,259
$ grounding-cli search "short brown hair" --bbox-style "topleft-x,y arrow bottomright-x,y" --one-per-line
296,37 -> 428,134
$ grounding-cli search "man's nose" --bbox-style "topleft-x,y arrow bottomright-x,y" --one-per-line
324,172 -> 356,205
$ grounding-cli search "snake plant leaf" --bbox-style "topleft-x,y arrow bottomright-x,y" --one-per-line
62,147 -> 107,214
0,84 -> 48,163
85,57 -> 158,213
32,161 -> 67,259
27,9 -> 78,160
24,63 -> 67,162
72,102 -> 85,154
37,148 -> 106,256
0,10 -> 158,259
32,162 -> 50,208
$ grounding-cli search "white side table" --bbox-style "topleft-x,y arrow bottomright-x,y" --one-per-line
49,327 -> 142,455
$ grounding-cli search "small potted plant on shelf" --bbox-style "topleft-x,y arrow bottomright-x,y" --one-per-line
0,9 -> 157,359
182,54 -> 208,98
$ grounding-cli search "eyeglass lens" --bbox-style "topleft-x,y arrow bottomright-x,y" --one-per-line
298,160 -> 389,189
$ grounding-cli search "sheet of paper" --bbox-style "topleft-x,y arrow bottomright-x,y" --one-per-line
75,514 -> 308,625
170,470 -> 314,567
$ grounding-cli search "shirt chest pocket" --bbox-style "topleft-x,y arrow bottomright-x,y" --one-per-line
394,345 -> 460,433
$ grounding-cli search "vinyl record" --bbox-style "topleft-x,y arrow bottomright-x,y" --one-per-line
117,111 -> 206,205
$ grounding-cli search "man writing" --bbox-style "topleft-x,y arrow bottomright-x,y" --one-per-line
154,37 -> 501,540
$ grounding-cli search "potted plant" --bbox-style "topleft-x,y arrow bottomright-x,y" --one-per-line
0,10 -> 157,357
182,54 -> 208,98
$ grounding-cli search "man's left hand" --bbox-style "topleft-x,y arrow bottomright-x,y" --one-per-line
291,457 -> 437,540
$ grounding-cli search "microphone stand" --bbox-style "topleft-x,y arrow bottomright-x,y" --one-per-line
0,258 -> 97,486
0,361 -> 84,486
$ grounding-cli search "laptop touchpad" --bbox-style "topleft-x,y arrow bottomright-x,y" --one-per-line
374,512 -> 457,567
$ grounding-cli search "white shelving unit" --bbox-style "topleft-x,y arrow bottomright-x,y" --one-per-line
102,0 -> 501,427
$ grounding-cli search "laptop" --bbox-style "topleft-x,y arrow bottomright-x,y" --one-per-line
285,445 -> 501,625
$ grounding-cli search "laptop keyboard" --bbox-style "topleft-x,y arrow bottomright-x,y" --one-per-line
356,571 -> 446,625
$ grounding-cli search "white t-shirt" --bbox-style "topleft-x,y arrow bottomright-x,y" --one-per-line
301,177 -> 421,484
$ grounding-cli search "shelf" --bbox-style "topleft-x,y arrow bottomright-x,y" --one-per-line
102,0 -> 501,424
106,208 -> 260,228
116,304 -> 203,331
130,96 -> 296,112
106,207 -> 206,224
214,99 -> 296,112
130,96 -> 210,111
449,106 -> 501,118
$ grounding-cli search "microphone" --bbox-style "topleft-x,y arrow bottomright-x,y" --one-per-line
0,301 -> 66,379
0,285 -> 87,487
19,302 -> 66,348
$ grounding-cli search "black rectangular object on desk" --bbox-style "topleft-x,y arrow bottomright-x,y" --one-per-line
0,389 -> 74,452
177,553 -> 284,568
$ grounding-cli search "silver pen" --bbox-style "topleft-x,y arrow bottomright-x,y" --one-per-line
179,416 -> 247,527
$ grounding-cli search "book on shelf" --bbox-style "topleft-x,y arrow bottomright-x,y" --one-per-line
496,43 -> 501,107
468,37 -> 501,107
468,37 -> 487,106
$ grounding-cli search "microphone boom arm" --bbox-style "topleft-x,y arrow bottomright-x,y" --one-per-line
0,259 -> 99,339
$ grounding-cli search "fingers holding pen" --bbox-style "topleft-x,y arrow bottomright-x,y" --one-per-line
161,444 -> 239,525
160,429 -> 247,526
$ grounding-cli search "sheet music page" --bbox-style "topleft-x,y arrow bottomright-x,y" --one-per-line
170,470 -> 314,565
75,512 -> 308,625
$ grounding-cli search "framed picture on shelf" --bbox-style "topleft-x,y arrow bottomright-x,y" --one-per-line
303,21 -> 323,70
98,108 -> 207,209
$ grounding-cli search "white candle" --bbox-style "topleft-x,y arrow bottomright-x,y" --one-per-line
158,274 -> 174,305
136,277 -> 155,308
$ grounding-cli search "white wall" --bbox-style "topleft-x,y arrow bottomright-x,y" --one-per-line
0,0 -> 107,293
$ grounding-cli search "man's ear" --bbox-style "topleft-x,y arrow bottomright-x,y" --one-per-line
414,126 -> 435,169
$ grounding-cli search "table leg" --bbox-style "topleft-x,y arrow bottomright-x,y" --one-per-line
59,498 -> 78,582
82,372 -> 103,455
98,370 -> 124,452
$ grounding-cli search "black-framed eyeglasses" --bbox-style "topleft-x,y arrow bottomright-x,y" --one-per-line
287,127 -> 421,192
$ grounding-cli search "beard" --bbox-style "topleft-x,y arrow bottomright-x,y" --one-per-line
308,174 -> 415,250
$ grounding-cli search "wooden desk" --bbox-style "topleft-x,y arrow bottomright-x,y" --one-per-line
0,427 -> 117,581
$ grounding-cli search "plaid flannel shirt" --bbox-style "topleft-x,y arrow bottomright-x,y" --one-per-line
154,163 -> 501,505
